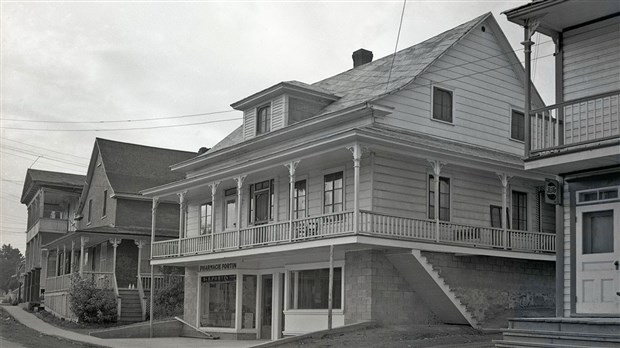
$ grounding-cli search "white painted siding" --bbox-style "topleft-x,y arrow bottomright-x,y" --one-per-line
563,17 -> 620,101
563,183 -> 571,317
243,109 -> 256,140
376,20 -> 531,156
272,95 -> 285,131
186,204 -> 200,237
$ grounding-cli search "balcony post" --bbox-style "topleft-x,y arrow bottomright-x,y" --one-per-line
55,247 -> 60,277
149,197 -> 159,338
428,160 -> 444,242
234,176 -> 246,248
109,237 -> 121,281
177,191 -> 188,256
134,240 -> 145,286
522,21 -> 537,157
208,182 -> 219,251
79,236 -> 88,275
497,173 -> 511,250
39,190 -> 45,219
347,144 -> 363,234
285,161 -> 300,241
62,244 -> 66,275
70,240 -> 75,274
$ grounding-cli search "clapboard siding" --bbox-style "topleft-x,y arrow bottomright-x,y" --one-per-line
271,95 -> 285,131
562,183 -> 571,317
185,204 -> 200,238
243,109 -> 256,139
563,17 -> 620,101
376,19 -> 529,156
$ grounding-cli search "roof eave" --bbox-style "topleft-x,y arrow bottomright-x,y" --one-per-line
230,82 -> 339,110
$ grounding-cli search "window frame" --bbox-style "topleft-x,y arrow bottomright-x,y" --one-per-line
87,199 -> 93,224
490,204 -> 510,228
223,188 -> 237,230
285,261 -> 346,312
200,202 -> 213,235
293,178 -> 308,219
256,103 -> 272,136
102,190 -> 108,218
510,108 -> 526,142
249,179 -> 275,225
511,190 -> 528,231
427,174 -> 451,221
323,171 -> 345,214
431,85 -> 454,124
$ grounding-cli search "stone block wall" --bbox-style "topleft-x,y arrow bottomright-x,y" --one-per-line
344,249 -> 437,325
183,266 -> 199,328
421,251 -> 555,325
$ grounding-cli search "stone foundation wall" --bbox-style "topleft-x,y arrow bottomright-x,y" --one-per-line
182,266 -> 199,328
421,251 -> 555,325
344,250 -> 437,325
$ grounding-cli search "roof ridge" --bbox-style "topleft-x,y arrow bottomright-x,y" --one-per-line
95,137 -> 197,155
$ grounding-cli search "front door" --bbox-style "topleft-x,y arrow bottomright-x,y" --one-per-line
260,274 -> 273,340
576,202 -> 620,315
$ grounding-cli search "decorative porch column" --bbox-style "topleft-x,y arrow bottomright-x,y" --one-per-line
149,197 -> 159,338
134,240 -> 146,286
234,175 -> 246,248
208,182 -> 219,251
497,173 -> 511,250
109,238 -> 121,280
428,160 -> 445,242
69,240 -> 75,274
55,247 -> 60,277
62,244 -> 66,275
285,161 -> 300,241
177,191 -> 188,256
79,236 -> 89,275
347,145 -> 362,234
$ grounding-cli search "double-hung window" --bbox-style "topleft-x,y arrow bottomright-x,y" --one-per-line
432,87 -> 453,123
490,205 -> 510,228
324,172 -> 343,213
249,180 -> 274,225
256,105 -> 271,135
428,175 -> 450,221
87,199 -> 93,224
102,190 -> 107,217
200,202 -> 212,235
293,179 -> 307,219
511,110 -> 525,141
224,188 -> 237,229
511,191 -> 527,230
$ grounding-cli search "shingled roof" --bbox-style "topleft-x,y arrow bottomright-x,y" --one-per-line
94,138 -> 197,195
20,169 -> 85,204
209,12 -> 490,154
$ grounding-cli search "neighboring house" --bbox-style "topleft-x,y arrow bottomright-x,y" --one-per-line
19,169 -> 85,305
42,138 -> 196,322
143,13 -> 559,340
498,1 -> 620,346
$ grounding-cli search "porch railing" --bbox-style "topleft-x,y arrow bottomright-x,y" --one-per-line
140,274 -> 184,290
45,274 -> 72,293
81,271 -> 115,289
529,90 -> 619,153
152,210 -> 555,258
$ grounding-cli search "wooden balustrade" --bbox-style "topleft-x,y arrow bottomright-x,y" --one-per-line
81,271 -> 115,289
45,274 -> 71,292
530,90 -> 619,152
140,274 -> 184,290
151,210 -> 555,258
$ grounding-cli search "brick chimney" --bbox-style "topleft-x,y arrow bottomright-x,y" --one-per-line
352,49 -> 373,68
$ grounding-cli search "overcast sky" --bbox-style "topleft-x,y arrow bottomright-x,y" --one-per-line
0,0 -> 556,253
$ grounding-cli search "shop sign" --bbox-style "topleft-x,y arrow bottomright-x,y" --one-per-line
202,275 -> 236,283
199,263 -> 237,272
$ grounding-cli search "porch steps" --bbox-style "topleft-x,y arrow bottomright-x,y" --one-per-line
118,288 -> 143,323
386,250 -> 478,328
493,318 -> 620,347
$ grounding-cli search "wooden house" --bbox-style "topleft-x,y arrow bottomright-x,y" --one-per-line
143,13 -> 559,340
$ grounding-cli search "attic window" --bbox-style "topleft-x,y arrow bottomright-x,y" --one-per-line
481,26 -> 486,32
256,104 -> 271,135
432,87 -> 453,123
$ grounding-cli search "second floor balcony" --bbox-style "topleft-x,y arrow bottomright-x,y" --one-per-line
153,210 -> 555,260
526,90 -> 619,173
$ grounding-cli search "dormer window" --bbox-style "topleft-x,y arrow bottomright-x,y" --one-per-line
256,104 -> 271,135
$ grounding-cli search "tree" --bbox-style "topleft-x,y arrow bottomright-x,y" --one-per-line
0,244 -> 24,293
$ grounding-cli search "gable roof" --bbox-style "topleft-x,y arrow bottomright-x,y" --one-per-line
312,12 -> 490,115
20,169 -> 85,204
77,138 -> 197,213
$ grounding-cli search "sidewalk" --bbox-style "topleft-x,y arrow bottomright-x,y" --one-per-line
2,306 -> 261,348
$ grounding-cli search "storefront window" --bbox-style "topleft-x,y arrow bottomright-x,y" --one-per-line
242,275 -> 257,329
200,275 -> 237,328
289,268 -> 342,310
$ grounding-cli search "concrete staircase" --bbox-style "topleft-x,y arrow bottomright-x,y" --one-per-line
118,289 -> 143,323
386,249 -> 478,328
494,317 -> 620,347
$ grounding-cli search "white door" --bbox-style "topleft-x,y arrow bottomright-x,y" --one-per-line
576,202 -> 620,315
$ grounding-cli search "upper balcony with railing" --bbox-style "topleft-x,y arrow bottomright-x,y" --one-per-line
526,90 -> 620,172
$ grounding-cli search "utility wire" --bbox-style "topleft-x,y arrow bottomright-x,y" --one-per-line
2,145 -> 85,167
1,109 -> 236,124
0,137 -> 91,161
386,0 -> 407,93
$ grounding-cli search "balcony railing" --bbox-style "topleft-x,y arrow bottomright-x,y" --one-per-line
46,274 -> 72,292
152,210 -> 555,259
45,271 -> 116,293
26,218 -> 68,242
140,274 -> 184,290
529,90 -> 619,153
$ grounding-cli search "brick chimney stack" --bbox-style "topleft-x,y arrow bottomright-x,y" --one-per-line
352,49 -> 373,68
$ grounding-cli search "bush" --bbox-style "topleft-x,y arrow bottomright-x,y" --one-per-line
68,273 -> 117,323
151,276 -> 184,320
